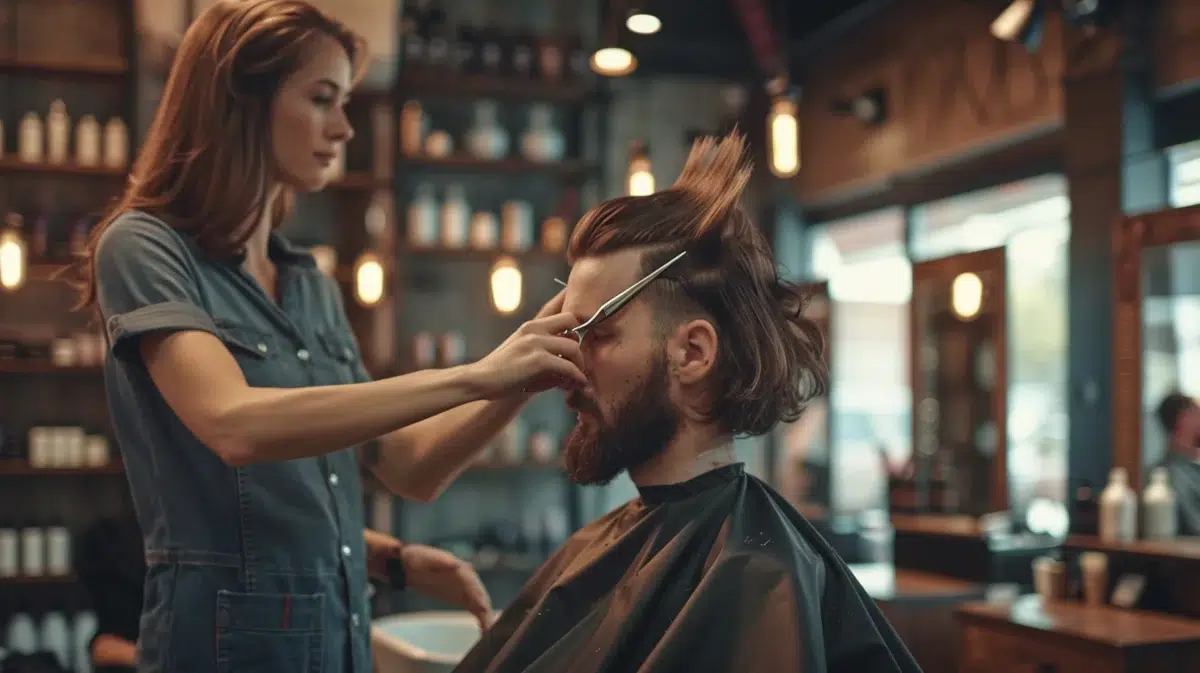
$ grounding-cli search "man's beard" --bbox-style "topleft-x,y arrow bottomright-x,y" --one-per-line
564,353 -> 678,485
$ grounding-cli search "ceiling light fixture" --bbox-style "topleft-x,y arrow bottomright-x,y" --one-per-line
991,0 -> 1046,51
625,10 -> 661,35
590,46 -> 637,77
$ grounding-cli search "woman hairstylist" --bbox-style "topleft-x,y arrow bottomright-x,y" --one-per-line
73,2 -> 586,672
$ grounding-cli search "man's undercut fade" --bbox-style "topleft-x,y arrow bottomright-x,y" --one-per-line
568,131 -> 828,436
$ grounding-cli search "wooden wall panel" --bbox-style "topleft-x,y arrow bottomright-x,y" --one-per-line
1157,0 -> 1200,91
797,0 -> 1064,204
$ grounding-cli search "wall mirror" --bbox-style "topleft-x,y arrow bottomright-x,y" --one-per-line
904,248 -> 1007,518
1113,205 -> 1200,536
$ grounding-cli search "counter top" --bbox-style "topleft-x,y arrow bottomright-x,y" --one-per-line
850,563 -> 986,603
959,594 -> 1200,649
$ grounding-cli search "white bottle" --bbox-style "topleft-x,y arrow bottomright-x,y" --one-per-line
1142,466 -> 1177,540
45,100 -> 70,164
520,104 -> 565,162
75,115 -> 102,166
440,184 -> 469,248
1099,467 -> 1138,543
465,100 -> 509,160
18,112 -> 43,163
407,183 -> 438,248
102,117 -> 129,168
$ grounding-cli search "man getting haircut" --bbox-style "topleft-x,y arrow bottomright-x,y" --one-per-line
453,131 -> 923,673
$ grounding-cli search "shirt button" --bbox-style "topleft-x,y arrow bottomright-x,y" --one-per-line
351,613 -> 361,627
297,349 -> 310,361
341,545 -> 351,557
256,343 -> 268,353
329,473 -> 339,486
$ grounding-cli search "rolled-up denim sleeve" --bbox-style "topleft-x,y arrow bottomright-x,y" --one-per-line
94,212 -> 218,360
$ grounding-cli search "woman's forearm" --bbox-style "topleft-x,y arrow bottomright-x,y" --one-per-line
214,365 -> 482,465
370,395 -> 529,501
92,634 -> 137,667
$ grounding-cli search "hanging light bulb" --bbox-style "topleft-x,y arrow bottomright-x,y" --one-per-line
0,213 -> 28,292
951,272 -> 983,320
625,10 -> 661,35
590,46 -> 637,77
767,78 -> 800,178
353,251 -> 385,307
626,141 -> 654,196
490,256 -> 523,315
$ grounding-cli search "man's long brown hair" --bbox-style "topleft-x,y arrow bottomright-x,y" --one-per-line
568,131 -> 828,436
73,0 -> 366,309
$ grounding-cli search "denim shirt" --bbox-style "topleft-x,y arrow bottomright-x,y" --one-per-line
94,211 -> 373,673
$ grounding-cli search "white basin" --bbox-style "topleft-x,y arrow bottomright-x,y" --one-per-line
372,611 -> 486,673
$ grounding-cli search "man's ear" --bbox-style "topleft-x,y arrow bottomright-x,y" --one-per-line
668,319 -> 718,384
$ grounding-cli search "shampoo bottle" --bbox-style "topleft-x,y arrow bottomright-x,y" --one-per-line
1142,466 -> 1178,540
1099,467 -> 1137,543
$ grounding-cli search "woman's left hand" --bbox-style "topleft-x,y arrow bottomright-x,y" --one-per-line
364,529 -> 494,630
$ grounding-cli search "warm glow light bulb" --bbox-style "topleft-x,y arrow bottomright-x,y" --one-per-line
951,272 -> 983,320
0,229 -> 27,291
590,47 -> 637,77
627,156 -> 654,196
626,12 -> 661,34
354,252 -> 385,306
490,257 -> 523,314
768,96 -> 799,178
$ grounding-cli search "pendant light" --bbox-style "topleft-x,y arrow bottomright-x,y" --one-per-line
625,8 -> 661,35
766,77 -> 800,178
0,213 -> 28,292
626,140 -> 654,196
490,256 -> 523,314
353,251 -> 385,307
591,0 -> 637,77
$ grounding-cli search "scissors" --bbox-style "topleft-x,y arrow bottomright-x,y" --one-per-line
552,250 -> 687,343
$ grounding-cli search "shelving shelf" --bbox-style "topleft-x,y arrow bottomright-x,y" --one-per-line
0,461 -> 122,476
397,72 -> 597,104
0,575 -> 78,586
0,360 -> 101,374
396,155 -> 596,178
0,157 -> 126,178
0,57 -> 127,78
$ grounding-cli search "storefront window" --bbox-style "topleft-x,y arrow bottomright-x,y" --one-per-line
1169,140 -> 1200,207
911,175 -> 1070,530
804,208 -> 911,516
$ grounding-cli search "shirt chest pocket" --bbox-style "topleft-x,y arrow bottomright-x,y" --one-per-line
313,330 -> 361,385
216,323 -> 303,388
215,591 -> 325,673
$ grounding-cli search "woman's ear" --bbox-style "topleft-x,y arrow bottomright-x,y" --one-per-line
670,319 -> 718,385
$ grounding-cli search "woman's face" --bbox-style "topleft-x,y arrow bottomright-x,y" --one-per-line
270,34 -> 355,192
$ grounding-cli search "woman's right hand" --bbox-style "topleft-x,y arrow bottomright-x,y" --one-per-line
468,312 -> 587,399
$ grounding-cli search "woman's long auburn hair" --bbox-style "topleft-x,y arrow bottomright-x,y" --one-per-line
74,0 -> 366,309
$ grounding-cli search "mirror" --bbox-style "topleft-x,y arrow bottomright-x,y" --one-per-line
772,282 -> 831,518
1114,206 -> 1200,537
903,249 -> 1007,518
1141,240 -> 1200,537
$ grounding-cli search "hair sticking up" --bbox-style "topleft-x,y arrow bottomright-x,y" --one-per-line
568,130 -> 828,436
670,132 -> 754,241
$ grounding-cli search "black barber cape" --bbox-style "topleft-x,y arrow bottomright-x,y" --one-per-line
453,464 -> 923,673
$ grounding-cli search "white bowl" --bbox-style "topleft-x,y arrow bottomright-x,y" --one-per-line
372,611 -> 486,673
